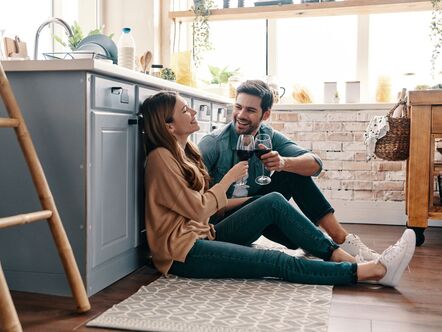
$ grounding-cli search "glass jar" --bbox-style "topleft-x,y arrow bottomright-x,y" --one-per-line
150,64 -> 163,77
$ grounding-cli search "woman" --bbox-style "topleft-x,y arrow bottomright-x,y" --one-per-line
141,91 -> 415,287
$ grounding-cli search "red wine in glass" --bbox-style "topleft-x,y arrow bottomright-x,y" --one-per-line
255,148 -> 271,159
237,149 -> 254,161
235,134 -> 254,188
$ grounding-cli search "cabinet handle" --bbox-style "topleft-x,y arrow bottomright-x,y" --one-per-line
128,119 -> 138,125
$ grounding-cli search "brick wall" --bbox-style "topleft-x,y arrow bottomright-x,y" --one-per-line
269,110 -> 406,202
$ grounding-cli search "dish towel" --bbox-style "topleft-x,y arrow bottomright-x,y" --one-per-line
364,116 -> 389,161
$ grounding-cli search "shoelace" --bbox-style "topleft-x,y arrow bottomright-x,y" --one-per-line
376,239 -> 406,265
351,235 -> 378,256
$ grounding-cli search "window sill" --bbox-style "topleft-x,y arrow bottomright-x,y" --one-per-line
272,102 -> 396,111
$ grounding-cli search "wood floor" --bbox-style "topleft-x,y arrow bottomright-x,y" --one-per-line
8,224 -> 442,332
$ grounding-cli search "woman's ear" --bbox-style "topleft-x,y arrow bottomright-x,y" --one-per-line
166,123 -> 175,133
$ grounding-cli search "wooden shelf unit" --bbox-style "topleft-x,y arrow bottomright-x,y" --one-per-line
407,90 -> 442,230
169,0 -> 432,22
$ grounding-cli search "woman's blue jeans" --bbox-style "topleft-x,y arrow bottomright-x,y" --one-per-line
169,193 -> 357,285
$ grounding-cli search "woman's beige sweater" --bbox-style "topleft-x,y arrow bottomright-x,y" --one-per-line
145,147 -> 227,275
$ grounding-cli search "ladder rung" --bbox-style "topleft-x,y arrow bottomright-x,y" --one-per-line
0,117 -> 19,128
0,210 -> 53,229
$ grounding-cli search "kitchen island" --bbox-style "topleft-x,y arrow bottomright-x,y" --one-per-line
0,59 -> 231,296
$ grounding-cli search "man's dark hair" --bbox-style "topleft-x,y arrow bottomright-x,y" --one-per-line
236,80 -> 273,112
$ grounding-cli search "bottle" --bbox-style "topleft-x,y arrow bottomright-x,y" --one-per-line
117,27 -> 135,70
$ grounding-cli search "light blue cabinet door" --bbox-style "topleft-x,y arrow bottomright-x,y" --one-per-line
90,111 -> 137,268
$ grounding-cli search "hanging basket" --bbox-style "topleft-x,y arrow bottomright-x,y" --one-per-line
374,99 -> 410,161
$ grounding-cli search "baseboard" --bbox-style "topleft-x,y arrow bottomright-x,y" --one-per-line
328,200 -> 442,227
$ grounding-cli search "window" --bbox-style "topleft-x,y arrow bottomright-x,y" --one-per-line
0,0 -> 97,59
197,19 -> 267,83
193,9 -> 436,103
275,16 -> 357,103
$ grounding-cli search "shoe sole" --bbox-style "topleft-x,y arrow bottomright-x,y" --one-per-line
388,229 -> 416,287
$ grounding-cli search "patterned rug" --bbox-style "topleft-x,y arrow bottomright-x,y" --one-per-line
87,238 -> 333,332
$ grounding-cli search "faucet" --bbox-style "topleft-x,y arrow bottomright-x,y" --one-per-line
34,17 -> 74,60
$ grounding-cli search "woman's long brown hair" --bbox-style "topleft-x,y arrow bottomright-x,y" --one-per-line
140,91 -> 210,191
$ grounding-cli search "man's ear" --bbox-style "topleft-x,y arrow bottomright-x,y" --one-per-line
262,109 -> 271,121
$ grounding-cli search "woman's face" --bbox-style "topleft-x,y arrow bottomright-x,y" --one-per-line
168,96 -> 199,139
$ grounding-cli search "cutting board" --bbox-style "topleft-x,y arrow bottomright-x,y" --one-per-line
3,36 -> 28,58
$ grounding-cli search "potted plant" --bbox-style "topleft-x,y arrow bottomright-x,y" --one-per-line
205,65 -> 240,96
208,65 -> 240,85
431,0 -> 442,78
192,0 -> 215,67
53,22 -> 113,50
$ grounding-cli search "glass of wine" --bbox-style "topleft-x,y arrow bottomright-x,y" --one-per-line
255,134 -> 272,185
235,134 -> 254,188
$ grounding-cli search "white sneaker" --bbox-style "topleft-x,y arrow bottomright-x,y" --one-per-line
340,233 -> 380,261
378,229 -> 416,287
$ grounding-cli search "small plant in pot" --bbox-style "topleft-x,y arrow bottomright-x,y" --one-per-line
192,0 -> 215,67
208,65 -> 240,85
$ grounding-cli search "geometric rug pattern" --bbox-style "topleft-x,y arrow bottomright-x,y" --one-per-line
87,237 -> 333,332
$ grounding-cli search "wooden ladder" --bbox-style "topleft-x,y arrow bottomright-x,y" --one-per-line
0,62 -> 90,332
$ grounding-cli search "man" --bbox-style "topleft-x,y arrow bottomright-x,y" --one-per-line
198,80 -> 378,261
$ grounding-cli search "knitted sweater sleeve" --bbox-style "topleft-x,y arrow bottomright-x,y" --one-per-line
146,148 -> 227,223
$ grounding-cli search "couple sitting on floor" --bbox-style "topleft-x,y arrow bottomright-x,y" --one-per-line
141,80 -> 415,288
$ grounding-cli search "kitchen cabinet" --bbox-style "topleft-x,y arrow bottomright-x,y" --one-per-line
0,60 -> 230,296
0,72 -> 145,296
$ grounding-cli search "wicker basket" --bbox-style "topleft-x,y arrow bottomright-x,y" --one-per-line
374,99 -> 410,161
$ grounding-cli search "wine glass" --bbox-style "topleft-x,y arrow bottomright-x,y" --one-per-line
255,134 -> 272,185
234,134 -> 254,191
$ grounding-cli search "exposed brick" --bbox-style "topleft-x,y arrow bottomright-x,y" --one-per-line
284,122 -> 313,133
354,171 -> 386,181
295,132 -> 327,141
376,162 -> 405,172
315,179 -> 341,190
353,132 -> 365,142
326,170 -> 354,180
384,191 -> 406,201
331,189 -> 353,200
354,190 -> 375,200
342,161 -> 372,171
386,171 -> 406,181
271,122 -> 284,131
357,111 -> 384,121
322,189 -> 333,200
298,112 -> 329,121
277,112 -> 300,121
313,122 -> 343,131
325,151 -> 355,161
343,122 -> 369,131
322,160 -> 343,170
373,181 -> 405,191
354,152 -> 368,161
295,141 -> 312,150
327,132 -> 354,141
341,180 -> 373,190
342,142 -> 365,151
312,141 -> 342,152
327,112 -> 358,122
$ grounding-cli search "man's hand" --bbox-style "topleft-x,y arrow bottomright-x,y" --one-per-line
260,151 -> 286,172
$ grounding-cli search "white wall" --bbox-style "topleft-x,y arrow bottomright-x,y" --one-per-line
101,0 -> 159,64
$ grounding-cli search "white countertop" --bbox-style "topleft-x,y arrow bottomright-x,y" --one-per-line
1,59 -> 396,111
0,59 -> 233,104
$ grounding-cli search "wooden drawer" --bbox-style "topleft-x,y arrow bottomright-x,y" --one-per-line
433,106 -> 442,133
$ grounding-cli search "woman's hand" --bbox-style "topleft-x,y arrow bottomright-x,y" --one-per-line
219,161 -> 248,190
